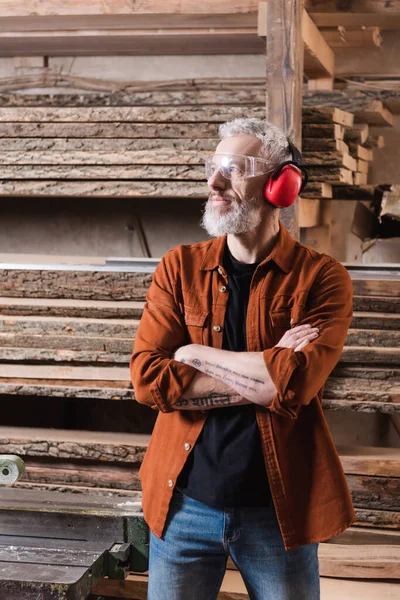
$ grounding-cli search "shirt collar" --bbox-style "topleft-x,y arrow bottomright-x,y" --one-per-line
200,221 -> 297,274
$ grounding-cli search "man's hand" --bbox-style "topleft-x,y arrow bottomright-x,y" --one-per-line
276,324 -> 319,352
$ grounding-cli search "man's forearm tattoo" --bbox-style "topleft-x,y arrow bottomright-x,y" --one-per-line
190,357 -> 264,394
175,392 -> 234,409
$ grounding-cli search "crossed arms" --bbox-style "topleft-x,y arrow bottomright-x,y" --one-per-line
130,255 -> 352,420
172,324 -> 319,411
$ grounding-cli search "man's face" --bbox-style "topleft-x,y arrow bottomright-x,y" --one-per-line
201,134 -> 274,237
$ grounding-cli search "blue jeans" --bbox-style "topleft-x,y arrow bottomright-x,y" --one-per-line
148,490 -> 320,600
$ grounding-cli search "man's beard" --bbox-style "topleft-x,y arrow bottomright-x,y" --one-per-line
200,193 -> 264,237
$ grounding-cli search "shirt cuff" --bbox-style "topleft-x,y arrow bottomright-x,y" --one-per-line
150,359 -> 198,412
263,346 -> 301,419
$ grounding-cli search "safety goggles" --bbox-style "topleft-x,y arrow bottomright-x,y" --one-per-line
205,153 -> 274,181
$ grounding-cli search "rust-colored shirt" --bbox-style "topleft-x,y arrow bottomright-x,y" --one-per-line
130,221 -> 357,551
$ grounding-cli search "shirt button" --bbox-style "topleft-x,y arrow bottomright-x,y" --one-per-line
218,267 -> 223,275
184,443 -> 191,451
219,286 -> 227,292
213,325 -> 221,332
168,479 -> 174,487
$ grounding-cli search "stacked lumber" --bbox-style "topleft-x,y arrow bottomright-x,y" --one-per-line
0,265 -> 398,521
0,88 -> 391,203
0,83 -> 398,598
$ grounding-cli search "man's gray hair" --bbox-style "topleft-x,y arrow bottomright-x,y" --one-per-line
218,117 -> 292,169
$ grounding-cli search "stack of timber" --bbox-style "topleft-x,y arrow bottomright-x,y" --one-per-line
0,84 -> 392,204
0,265 -> 399,599
0,82 -> 398,598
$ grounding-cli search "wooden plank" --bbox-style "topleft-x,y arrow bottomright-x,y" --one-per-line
352,296 -> 400,313
16,458 -> 141,491
0,137 -> 219,152
0,297 -> 145,319
352,278 -> 400,297
347,143 -> 373,162
354,507 -> 400,529
0,150 -> 211,165
0,121 -> 220,138
302,123 -> 344,139
331,184 -> 375,201
0,1 -> 260,18
0,31 -> 265,58
320,543 -> 400,579
300,181 -> 332,198
0,89 -> 266,107
307,167 -> 353,184
0,180 -> 209,198
321,26 -> 382,50
353,100 -> 393,127
0,269 -> 153,300
324,376 -> 400,402
0,334 -> 133,352
0,315 -> 139,337
303,151 -> 357,170
323,400 -> 399,414
0,363 -> 131,383
328,526 -> 400,545
302,9 -> 335,78
0,106 -> 264,123
302,106 -> 353,126
0,165 -> 205,180
332,365 -> 400,382
351,311 -> 400,330
303,94 -> 394,127
347,474 -> 400,511
308,1 -> 400,30
302,138 -> 349,153
344,125 -> 369,145
341,346 -> 399,364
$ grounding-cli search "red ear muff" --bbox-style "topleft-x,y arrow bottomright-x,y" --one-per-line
264,162 -> 308,208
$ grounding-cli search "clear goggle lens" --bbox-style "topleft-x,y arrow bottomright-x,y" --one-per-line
205,153 -> 273,181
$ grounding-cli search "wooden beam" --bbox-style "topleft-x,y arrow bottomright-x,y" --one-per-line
0,180 -> 209,197
302,9 -> 335,78
0,106 -> 265,123
259,5 -> 334,79
321,26 -> 382,50
0,1 -> 261,18
302,106 -> 353,126
265,0 -> 304,238
307,0 -> 400,29
0,29 -> 265,57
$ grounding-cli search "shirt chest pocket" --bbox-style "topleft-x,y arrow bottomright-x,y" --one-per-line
269,305 -> 305,344
184,309 -> 209,345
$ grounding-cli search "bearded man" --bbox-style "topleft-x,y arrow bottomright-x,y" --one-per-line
130,118 -> 356,600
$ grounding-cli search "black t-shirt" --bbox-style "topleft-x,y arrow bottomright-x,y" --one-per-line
176,244 -> 271,508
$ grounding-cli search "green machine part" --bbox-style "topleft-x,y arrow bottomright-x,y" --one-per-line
125,515 -> 150,573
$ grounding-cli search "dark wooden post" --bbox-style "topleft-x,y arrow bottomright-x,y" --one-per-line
266,0 -> 304,239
